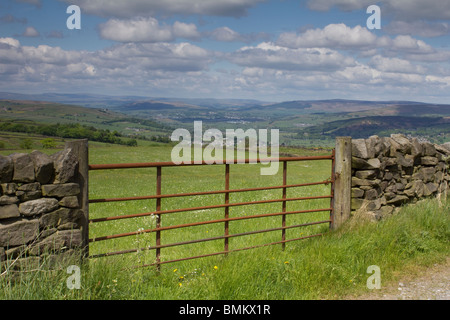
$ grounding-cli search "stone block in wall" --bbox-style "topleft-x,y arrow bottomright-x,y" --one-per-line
0,155 -> 13,183
422,142 -> 437,156
16,182 -> 42,202
0,204 -> 20,220
39,207 -> 83,230
352,188 -> 364,198
421,156 -> 439,166
389,134 -> 412,155
1,183 -> 17,195
58,196 -> 79,208
29,150 -> 54,184
352,157 -> 381,170
41,183 -> 80,198
352,139 -> 369,159
423,182 -> 438,197
51,148 -> 78,184
10,153 -> 35,183
0,195 -> 19,205
355,170 -> 378,179
18,198 -> 59,217
0,219 -> 39,247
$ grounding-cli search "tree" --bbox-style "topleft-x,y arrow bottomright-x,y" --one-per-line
41,138 -> 57,149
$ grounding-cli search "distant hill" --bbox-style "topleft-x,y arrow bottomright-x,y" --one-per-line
1,92 -> 449,146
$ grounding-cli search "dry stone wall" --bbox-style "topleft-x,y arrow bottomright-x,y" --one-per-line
351,134 -> 450,220
0,146 -> 85,270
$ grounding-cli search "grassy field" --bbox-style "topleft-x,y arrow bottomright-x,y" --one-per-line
1,143 -> 449,300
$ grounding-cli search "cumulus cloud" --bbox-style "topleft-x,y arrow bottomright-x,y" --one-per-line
57,0 -> 266,18
0,37 -> 214,94
228,42 -> 356,71
277,24 -> 377,50
277,24 -> 436,57
99,17 -> 201,43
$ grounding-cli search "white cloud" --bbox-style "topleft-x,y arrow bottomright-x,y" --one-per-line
57,0 -> 266,18
277,24 -> 377,50
99,17 -> 201,43
228,42 -> 356,71
368,55 -> 426,74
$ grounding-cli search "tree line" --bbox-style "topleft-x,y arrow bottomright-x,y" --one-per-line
0,121 -> 138,146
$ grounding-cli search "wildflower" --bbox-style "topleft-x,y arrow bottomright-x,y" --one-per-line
179,276 -> 184,280
214,266 -> 218,270
178,283 -> 182,287
284,261 -> 289,264
173,268 -> 178,273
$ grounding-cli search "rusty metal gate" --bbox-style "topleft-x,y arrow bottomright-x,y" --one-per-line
88,152 -> 335,269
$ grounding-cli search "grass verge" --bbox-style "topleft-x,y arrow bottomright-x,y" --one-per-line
1,196 -> 448,300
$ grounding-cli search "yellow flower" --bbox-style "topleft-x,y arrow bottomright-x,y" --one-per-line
173,268 -> 178,273
179,276 -> 184,280
178,283 -> 182,287
214,266 -> 218,270
284,261 -> 289,264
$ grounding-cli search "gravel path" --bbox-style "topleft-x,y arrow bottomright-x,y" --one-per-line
349,258 -> 450,300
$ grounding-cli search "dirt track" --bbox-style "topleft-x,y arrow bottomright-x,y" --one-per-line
349,258 -> 449,300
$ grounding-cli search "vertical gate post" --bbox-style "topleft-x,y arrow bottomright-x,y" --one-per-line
65,139 -> 89,258
331,137 -> 352,230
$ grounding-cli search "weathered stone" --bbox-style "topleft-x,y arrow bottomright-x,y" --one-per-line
0,247 -> 5,262
17,190 -> 42,202
58,229 -> 82,248
421,156 -> 438,166
390,134 -> 412,154
352,177 -> 380,187
29,150 -> 54,184
364,188 -> 378,200
351,188 -> 364,198
51,148 -> 78,184
378,205 -> 394,216
0,155 -> 13,183
19,198 -> 59,217
395,152 -> 413,167
59,196 -> 79,208
423,182 -> 438,196
0,195 -> 19,205
29,232 -> 66,256
0,204 -> 20,220
352,139 -> 369,159
39,207 -> 83,229
411,138 -> 423,157
420,167 -> 436,183
17,182 -> 41,192
0,219 -> 39,247
1,183 -> 17,195
41,183 -> 80,198
440,142 -> 450,152
351,198 -> 364,210
422,142 -> 437,156
366,135 -> 383,158
10,153 -> 35,183
355,170 -> 378,179
386,195 -> 409,206
352,157 -> 381,170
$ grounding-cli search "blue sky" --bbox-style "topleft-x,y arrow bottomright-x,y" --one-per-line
1,0 -> 450,103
